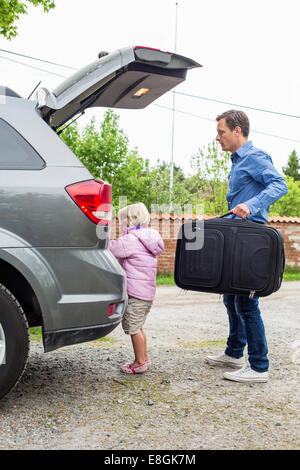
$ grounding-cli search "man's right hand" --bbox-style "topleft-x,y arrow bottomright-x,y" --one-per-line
231,203 -> 251,219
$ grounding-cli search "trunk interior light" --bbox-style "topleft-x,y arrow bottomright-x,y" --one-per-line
133,88 -> 150,97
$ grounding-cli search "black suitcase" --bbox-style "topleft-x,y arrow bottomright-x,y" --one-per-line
174,216 -> 285,298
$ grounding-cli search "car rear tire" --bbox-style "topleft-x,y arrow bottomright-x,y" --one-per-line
0,284 -> 30,400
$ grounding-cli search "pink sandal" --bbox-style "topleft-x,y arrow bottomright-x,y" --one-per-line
121,361 -> 148,374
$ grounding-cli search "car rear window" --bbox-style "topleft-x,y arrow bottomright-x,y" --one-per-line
0,118 -> 45,170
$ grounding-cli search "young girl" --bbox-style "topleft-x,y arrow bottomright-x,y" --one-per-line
109,203 -> 164,374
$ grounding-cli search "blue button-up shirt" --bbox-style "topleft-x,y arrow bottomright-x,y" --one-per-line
226,141 -> 288,223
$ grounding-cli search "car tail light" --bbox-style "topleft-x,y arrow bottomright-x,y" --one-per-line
65,179 -> 112,225
107,304 -> 116,317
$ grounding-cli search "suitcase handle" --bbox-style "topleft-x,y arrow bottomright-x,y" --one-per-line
219,211 -> 233,218
219,211 -> 249,220
219,212 -> 264,225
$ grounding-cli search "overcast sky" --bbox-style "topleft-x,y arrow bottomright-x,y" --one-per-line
1,0 -> 300,175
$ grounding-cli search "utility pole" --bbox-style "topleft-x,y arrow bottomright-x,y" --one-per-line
169,1 -> 178,210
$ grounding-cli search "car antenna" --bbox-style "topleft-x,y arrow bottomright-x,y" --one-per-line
27,81 -> 41,100
57,111 -> 85,135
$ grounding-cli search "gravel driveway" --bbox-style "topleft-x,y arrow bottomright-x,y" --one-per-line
0,282 -> 299,450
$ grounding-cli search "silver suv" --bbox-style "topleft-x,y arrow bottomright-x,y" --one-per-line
0,46 -> 200,399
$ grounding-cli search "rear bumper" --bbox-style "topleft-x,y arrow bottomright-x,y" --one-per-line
43,317 -> 123,352
43,290 -> 128,352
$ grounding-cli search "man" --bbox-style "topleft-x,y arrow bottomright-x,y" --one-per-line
206,110 -> 288,383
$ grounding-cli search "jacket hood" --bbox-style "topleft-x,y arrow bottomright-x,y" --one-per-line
126,227 -> 164,256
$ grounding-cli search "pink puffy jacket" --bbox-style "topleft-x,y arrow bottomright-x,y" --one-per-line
109,227 -> 164,301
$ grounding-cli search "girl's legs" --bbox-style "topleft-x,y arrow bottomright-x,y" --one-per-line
140,328 -> 149,362
131,329 -> 147,366
121,297 -> 152,371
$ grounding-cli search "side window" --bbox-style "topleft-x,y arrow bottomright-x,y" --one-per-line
0,118 -> 45,170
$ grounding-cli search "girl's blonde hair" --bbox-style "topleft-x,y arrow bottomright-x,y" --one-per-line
118,203 -> 150,228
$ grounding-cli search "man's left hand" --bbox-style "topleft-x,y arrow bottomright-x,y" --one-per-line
231,203 -> 251,219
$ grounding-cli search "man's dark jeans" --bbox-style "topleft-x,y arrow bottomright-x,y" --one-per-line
223,294 -> 269,372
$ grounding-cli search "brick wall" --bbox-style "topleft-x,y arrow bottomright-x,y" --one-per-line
110,215 -> 300,272
268,221 -> 300,269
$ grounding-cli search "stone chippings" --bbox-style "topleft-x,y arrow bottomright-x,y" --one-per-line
0,283 -> 299,450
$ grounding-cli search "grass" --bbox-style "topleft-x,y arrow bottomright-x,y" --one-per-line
156,273 -> 175,285
87,336 -> 118,348
29,327 -> 43,341
179,339 -> 226,349
29,328 -> 118,345
283,267 -> 300,281
157,267 -> 300,285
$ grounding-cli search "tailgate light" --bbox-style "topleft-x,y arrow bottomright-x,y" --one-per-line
65,179 -> 112,225
133,46 -> 172,65
134,46 -> 171,54
107,304 -> 116,317
133,87 -> 150,97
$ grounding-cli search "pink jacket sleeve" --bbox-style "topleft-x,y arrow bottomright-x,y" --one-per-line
154,238 -> 164,257
108,237 -> 128,259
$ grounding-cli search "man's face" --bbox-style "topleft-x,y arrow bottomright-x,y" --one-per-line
216,118 -> 238,153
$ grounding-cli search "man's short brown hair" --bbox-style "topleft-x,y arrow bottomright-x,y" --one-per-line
216,110 -> 250,137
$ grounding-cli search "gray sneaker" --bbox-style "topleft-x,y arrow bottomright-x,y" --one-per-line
206,353 -> 245,368
223,365 -> 268,383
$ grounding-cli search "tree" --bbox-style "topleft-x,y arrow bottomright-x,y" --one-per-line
60,111 -> 156,210
147,161 -> 192,209
282,150 -> 300,181
190,140 -> 231,214
0,0 -> 55,39
269,176 -> 300,217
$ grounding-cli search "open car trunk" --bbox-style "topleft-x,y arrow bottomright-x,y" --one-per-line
36,46 -> 201,130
